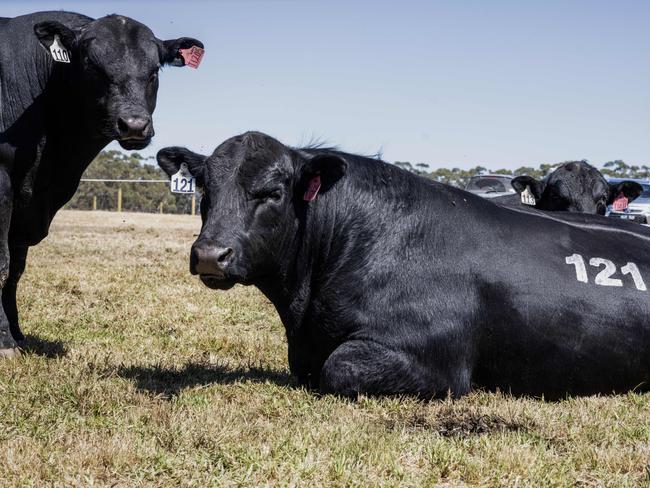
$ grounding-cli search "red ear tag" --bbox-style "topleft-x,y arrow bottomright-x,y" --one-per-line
179,46 -> 205,69
612,192 -> 628,212
303,175 -> 321,201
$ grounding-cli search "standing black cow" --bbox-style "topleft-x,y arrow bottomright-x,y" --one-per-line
492,161 -> 642,214
0,11 -> 203,355
158,132 -> 650,399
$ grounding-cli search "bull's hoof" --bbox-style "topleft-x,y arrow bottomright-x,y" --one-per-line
0,347 -> 20,358
11,330 -> 25,342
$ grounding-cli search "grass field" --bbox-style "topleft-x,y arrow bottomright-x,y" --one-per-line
0,210 -> 648,487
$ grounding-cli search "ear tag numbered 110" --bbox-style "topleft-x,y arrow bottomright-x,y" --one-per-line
520,186 -> 536,206
49,35 -> 71,63
170,163 -> 195,194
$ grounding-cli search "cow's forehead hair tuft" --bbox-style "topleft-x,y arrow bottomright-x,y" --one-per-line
550,161 -> 601,182
209,132 -> 293,183
545,160 -> 608,198
79,14 -> 157,46
78,14 -> 159,70
216,132 -> 290,166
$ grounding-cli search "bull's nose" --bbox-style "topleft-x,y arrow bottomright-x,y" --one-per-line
117,115 -> 152,140
190,245 -> 234,276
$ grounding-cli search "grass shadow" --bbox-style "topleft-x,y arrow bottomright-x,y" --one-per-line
21,334 -> 67,358
383,405 -> 533,438
117,361 -> 293,398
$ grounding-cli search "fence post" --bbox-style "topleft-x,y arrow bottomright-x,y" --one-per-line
191,194 -> 196,216
92,196 -> 97,211
117,187 -> 122,212
159,201 -> 164,214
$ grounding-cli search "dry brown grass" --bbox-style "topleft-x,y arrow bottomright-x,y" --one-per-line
0,210 -> 648,487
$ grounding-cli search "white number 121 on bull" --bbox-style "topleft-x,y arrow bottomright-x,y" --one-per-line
170,163 -> 195,194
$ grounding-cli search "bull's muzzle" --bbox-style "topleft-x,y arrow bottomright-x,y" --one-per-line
116,114 -> 153,148
190,242 -> 234,277
117,114 -> 152,138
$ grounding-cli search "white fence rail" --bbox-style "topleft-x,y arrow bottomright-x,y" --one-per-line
76,178 -> 197,214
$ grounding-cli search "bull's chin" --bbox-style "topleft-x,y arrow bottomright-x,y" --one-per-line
199,274 -> 237,290
118,138 -> 152,150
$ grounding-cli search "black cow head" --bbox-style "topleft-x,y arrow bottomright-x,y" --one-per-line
157,132 -> 347,289
34,15 -> 203,150
511,161 -> 642,215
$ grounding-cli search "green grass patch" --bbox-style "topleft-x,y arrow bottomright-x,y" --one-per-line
0,210 -> 647,486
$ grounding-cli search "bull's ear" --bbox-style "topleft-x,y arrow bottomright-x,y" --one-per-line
608,181 -> 643,204
34,21 -> 77,53
157,147 -> 207,185
511,175 -> 545,201
298,154 -> 347,200
160,37 -> 204,67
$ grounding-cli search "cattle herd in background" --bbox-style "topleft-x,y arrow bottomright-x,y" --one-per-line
467,162 -> 645,218
0,11 -> 648,400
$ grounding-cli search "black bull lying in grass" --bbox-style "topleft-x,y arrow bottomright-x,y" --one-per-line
157,132 -> 650,399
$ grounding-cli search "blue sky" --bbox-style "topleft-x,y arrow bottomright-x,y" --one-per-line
6,1 -> 650,169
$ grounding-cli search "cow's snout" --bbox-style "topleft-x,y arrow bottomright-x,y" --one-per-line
117,114 -> 152,140
190,243 -> 234,276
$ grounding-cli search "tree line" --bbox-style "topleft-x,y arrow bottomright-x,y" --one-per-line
394,159 -> 650,188
65,150 -> 650,214
66,150 -> 195,214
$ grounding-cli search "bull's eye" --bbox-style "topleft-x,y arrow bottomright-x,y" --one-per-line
253,189 -> 282,203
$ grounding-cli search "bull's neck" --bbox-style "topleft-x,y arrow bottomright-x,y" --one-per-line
2,53 -> 109,174
256,189 -> 372,332
41,64 -> 106,150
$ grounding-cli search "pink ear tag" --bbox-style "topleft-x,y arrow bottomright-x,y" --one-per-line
303,175 -> 321,201
179,46 -> 205,69
612,192 -> 628,212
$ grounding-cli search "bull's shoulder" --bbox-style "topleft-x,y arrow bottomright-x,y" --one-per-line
4,11 -> 93,27
0,11 -> 93,67
0,11 -> 94,129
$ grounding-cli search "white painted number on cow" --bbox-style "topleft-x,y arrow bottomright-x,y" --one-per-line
170,163 -> 195,194
589,258 -> 622,287
621,262 -> 647,291
565,254 -> 588,283
565,253 -> 647,291
49,35 -> 71,63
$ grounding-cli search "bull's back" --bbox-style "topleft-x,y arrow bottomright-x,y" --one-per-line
490,193 -> 520,207
471,209 -> 650,396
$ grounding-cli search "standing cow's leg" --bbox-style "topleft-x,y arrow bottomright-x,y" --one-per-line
319,340 -> 469,399
0,167 -> 18,356
3,245 -> 28,342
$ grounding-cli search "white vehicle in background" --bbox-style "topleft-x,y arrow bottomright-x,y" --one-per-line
464,174 -> 515,199
606,178 -> 650,224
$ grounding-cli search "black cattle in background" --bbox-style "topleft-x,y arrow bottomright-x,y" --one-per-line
492,161 -> 642,214
157,132 -> 650,399
0,11 -> 203,355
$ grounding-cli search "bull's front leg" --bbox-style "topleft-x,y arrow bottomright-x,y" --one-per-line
319,340 -> 469,399
2,245 -> 28,342
0,167 -> 18,356
287,333 -> 319,388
